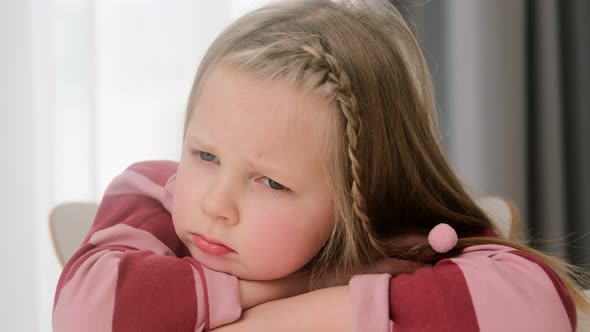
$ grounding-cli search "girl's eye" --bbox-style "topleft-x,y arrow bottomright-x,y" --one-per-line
192,149 -> 288,192
196,150 -> 218,162
261,177 -> 288,191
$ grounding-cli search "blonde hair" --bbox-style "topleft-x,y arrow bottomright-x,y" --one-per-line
183,0 -> 589,312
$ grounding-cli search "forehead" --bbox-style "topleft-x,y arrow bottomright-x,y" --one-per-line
188,64 -> 338,180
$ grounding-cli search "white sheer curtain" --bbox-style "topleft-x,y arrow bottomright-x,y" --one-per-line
1,1 -> 272,330
1,1 -> 42,331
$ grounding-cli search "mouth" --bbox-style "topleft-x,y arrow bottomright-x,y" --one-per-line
191,233 -> 235,256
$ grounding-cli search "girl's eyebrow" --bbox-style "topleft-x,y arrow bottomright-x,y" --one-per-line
185,134 -> 298,183
185,135 -> 215,153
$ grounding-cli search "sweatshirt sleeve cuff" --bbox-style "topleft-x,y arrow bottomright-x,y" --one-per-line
201,266 -> 242,329
349,273 -> 391,332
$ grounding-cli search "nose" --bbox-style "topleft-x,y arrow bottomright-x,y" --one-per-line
200,176 -> 239,225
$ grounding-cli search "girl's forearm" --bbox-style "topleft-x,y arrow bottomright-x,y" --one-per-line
238,273 -> 310,310
211,286 -> 352,332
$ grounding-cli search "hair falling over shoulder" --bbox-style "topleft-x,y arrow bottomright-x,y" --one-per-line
183,0 -> 590,313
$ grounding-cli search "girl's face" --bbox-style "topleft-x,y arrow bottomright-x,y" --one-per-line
172,64 -> 336,280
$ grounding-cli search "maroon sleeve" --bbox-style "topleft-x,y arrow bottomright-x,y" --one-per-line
388,260 -> 479,331
387,245 -> 575,332
350,244 -> 576,332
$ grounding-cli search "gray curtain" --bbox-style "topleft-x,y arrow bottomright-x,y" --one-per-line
529,0 -> 590,268
394,0 -> 590,271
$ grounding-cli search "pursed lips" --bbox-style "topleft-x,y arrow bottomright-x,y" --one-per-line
191,233 -> 235,255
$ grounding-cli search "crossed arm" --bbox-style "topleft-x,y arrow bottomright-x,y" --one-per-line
220,257 -> 425,331
212,286 -> 352,332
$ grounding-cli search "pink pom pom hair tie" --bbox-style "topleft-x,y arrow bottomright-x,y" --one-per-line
428,223 -> 458,253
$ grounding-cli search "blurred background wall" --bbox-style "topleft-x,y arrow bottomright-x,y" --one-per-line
396,0 -> 589,267
1,0 -> 588,330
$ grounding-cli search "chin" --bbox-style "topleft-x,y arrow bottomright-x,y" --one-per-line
186,248 -> 298,280
239,267 -> 294,281
188,249 -> 226,272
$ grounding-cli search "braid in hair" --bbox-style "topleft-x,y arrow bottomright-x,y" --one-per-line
301,43 -> 385,258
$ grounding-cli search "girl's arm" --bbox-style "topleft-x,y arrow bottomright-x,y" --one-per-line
214,245 -> 579,332
211,286 -> 353,332
239,273 -> 311,310
211,259 -> 422,332
386,245 -> 577,331
213,272 -> 397,332
384,245 -> 577,331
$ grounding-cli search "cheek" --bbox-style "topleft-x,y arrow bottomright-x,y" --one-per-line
170,167 -> 201,235
170,182 -> 187,239
242,204 -> 334,279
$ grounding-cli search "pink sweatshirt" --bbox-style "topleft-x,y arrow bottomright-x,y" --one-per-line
53,160 -> 577,331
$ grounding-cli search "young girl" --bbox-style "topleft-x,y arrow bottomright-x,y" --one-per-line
53,0 -> 590,331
